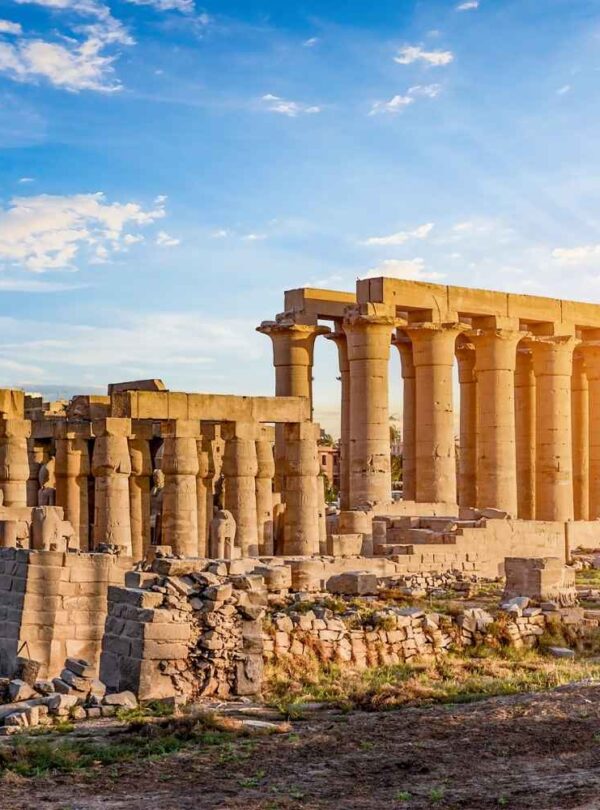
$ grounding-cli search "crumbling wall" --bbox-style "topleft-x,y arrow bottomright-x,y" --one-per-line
0,549 -> 130,678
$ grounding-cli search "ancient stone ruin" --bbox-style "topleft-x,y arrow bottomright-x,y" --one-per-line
0,277 -> 599,728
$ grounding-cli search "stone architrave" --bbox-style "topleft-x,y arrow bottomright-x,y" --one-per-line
92,418 -> 132,552
161,419 -> 200,558
393,334 -> 416,502
55,424 -> 91,551
0,418 -> 32,508
222,421 -> 259,557
344,305 -> 395,509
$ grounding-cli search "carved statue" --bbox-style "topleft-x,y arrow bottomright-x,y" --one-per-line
210,509 -> 236,559
150,468 -> 164,545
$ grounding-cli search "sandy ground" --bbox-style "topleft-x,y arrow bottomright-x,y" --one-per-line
3,683 -> 600,809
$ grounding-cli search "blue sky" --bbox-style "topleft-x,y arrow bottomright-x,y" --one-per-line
0,0 -> 599,434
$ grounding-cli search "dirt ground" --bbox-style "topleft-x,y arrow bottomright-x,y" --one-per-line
3,683 -> 600,810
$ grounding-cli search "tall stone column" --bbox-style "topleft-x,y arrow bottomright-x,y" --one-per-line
0,419 -> 32,508
55,425 -> 91,550
129,424 -> 152,560
257,319 -> 329,492
471,323 -> 521,515
529,335 -> 577,522
572,351 -> 589,521
283,421 -> 320,555
326,329 -> 350,509
344,307 -> 394,509
514,348 -> 536,519
455,339 -> 477,508
255,426 -> 275,556
582,341 -> 600,518
196,437 -> 212,558
91,418 -> 132,553
393,335 -> 416,502
161,420 -> 200,558
27,440 -> 49,508
406,322 -> 463,505
222,421 -> 259,557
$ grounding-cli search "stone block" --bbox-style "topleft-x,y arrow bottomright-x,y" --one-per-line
326,534 -> 363,556
327,572 -> 378,596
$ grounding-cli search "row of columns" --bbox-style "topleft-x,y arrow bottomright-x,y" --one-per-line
259,311 -> 600,522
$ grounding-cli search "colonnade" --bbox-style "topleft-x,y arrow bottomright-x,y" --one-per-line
259,307 -> 600,523
21,415 -> 322,559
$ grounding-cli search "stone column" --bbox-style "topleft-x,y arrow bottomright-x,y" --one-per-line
471,323 -> 522,515
255,427 -> 275,556
393,335 -> 416,502
344,307 -> 394,509
129,424 -> 152,560
161,420 -> 200,558
257,319 -> 329,492
455,339 -> 477,509
55,424 -> 91,550
529,336 -> 577,522
196,437 -> 212,558
514,348 -> 536,519
582,341 -> 600,518
0,419 -> 31,508
222,421 -> 259,557
27,440 -> 49,508
283,421 -> 320,555
572,351 -> 589,521
326,329 -> 350,509
91,418 -> 132,553
406,322 -> 463,505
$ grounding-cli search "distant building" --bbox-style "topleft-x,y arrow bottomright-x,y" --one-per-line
318,444 -> 340,491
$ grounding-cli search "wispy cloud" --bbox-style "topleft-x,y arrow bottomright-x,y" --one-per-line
456,1 -> 479,11
155,230 -> 180,247
362,257 -> 444,281
0,20 -> 22,35
552,244 -> 600,264
394,45 -> 454,67
261,94 -> 321,117
18,177 -> 34,184
243,233 -> 267,241
369,84 -> 441,115
557,84 -> 571,95
303,37 -> 319,47
123,0 -> 195,12
361,223 -> 434,246
0,192 -> 166,272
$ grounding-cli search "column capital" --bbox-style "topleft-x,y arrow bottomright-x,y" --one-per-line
406,321 -> 468,366
392,335 -> 415,379
455,340 -> 476,383
343,306 -> 397,334
325,328 -> 349,372
92,417 -> 131,438
526,334 -> 579,376
579,340 -> 600,379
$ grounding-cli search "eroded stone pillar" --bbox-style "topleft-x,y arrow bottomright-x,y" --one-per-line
196,437 -> 212,558
529,336 -> 577,522
129,424 -> 152,560
572,351 -> 589,521
0,419 -> 32,508
255,426 -> 275,556
161,420 -> 200,557
455,339 -> 477,509
55,425 -> 91,551
257,319 -> 329,492
471,323 -> 521,515
406,323 -> 463,505
92,418 -> 132,553
222,421 -> 259,557
393,335 -> 416,502
326,329 -> 350,509
582,341 -> 600,518
283,421 -> 320,555
344,307 -> 394,509
515,348 -> 536,519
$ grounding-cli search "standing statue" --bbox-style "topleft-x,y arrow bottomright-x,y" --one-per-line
38,457 -> 56,506
209,509 -> 236,559
150,469 -> 164,545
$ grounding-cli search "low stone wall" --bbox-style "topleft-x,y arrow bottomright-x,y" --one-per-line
0,549 -> 130,679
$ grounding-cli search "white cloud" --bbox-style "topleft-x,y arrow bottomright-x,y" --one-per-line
303,37 -> 319,47
243,233 -> 267,241
211,229 -> 229,238
370,84 -> 441,115
552,245 -> 600,264
123,0 -> 195,13
18,177 -> 34,184
155,230 -> 180,247
261,94 -> 321,117
0,20 -> 22,35
557,84 -> 571,95
362,258 -> 444,281
361,223 -> 434,246
0,192 -> 166,272
394,45 -> 454,67
456,1 -> 479,10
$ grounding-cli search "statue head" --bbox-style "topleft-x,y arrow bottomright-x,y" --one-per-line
152,469 -> 165,489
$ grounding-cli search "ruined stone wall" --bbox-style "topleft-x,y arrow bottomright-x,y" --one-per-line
0,549 -> 130,679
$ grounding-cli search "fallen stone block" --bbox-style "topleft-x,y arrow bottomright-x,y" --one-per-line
64,658 -> 95,679
8,679 -> 37,702
103,690 -> 137,708
327,572 -> 378,596
548,646 -> 575,659
326,534 -> 363,557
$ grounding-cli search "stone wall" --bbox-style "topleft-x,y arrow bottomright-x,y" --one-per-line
0,549 -> 130,679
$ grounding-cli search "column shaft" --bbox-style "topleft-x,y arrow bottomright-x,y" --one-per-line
161,420 -> 200,557
91,418 -> 132,553
326,330 -> 351,509
394,338 -> 416,502
572,352 -> 589,520
56,431 -> 91,550
129,434 -> 152,560
514,349 -> 536,519
455,341 -> 477,508
407,323 -> 461,504
0,419 -> 31,508
530,336 -> 577,522
579,343 -> 600,517
196,441 -> 211,558
472,327 -> 521,515
222,422 -> 259,557
283,421 -> 320,555
255,428 -> 275,556
344,310 -> 394,509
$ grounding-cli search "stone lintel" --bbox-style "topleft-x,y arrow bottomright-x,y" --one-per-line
92,417 -> 132,438
54,420 -> 94,441
160,419 -> 200,439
